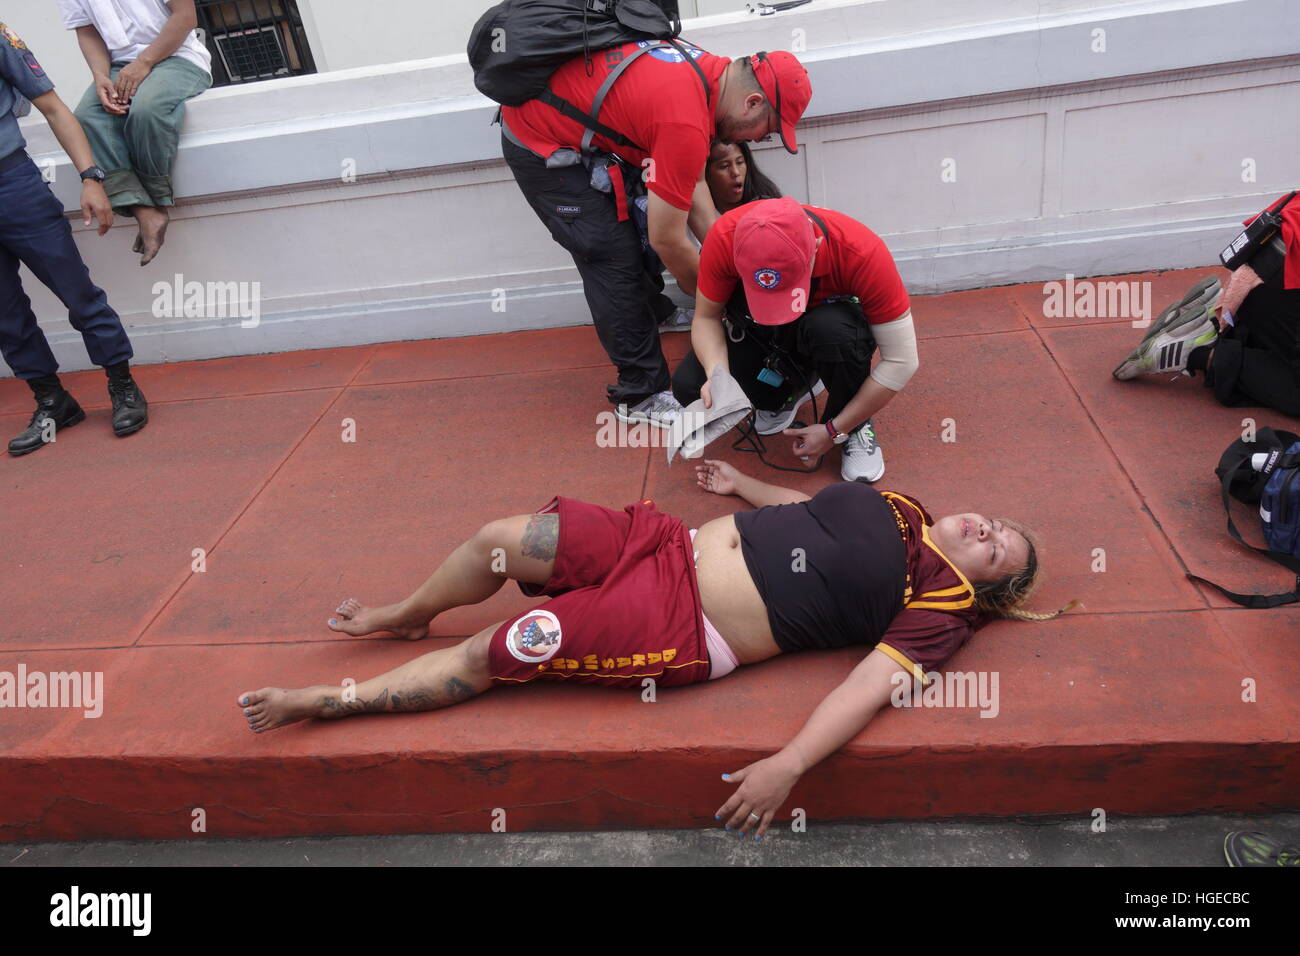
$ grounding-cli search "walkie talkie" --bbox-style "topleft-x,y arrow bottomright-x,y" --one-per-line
1220,191 -> 1296,270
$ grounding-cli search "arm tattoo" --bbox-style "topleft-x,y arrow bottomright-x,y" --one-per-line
520,514 -> 559,562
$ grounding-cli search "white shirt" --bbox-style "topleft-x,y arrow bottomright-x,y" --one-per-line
59,0 -> 212,77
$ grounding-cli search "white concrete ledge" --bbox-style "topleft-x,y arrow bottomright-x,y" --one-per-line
9,0 -> 1300,376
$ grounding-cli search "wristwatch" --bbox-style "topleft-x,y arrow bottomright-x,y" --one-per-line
826,419 -> 850,445
79,165 -> 106,183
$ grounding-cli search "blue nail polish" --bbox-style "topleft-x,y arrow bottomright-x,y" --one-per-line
714,815 -> 720,820
724,826 -> 731,831
329,619 -> 337,626
240,697 -> 248,705
755,834 -> 761,841
722,773 -> 730,780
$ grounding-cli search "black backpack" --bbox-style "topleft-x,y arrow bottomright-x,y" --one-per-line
1187,426 -> 1300,608
468,0 -> 706,154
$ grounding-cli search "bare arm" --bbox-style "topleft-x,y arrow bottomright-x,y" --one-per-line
137,0 -> 198,68
715,649 -> 913,838
648,191 -> 700,297
689,293 -> 729,406
74,25 -> 114,80
115,0 -> 200,101
30,91 -> 114,234
686,175 -> 719,244
729,469 -> 810,508
694,459 -> 808,508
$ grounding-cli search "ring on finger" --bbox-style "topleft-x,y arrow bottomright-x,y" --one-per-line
748,812 -> 761,822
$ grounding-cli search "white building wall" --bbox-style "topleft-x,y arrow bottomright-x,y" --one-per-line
6,0 -> 1300,375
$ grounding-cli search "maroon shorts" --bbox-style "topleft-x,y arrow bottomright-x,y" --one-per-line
487,496 -> 711,688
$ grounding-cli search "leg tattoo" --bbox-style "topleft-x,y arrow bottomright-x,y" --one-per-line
520,514 -> 559,562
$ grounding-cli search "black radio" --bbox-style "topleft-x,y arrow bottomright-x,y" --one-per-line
1220,191 -> 1296,271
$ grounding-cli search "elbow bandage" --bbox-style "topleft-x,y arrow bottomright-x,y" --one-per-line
868,311 -> 920,392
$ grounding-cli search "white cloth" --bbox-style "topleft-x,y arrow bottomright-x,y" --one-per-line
667,366 -> 755,463
59,0 -> 212,76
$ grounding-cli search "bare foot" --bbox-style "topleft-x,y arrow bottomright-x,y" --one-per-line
132,232 -> 144,255
238,687 -> 322,733
328,598 -> 429,640
134,206 -> 170,266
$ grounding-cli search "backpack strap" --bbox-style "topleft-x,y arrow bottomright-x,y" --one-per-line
1185,453 -> 1300,607
542,40 -> 714,157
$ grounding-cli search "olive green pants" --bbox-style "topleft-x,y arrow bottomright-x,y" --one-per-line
74,56 -> 211,214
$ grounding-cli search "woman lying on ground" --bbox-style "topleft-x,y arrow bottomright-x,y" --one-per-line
238,461 -> 1074,837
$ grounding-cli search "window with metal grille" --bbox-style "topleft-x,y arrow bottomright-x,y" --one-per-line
196,0 -> 317,87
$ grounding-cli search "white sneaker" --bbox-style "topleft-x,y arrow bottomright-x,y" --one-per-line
840,419 -> 885,482
754,379 -> 826,435
616,390 -> 683,430
658,307 -> 694,333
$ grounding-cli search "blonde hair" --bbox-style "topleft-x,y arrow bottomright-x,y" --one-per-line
972,518 -> 1081,622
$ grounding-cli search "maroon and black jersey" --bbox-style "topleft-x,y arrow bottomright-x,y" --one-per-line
734,482 -> 986,684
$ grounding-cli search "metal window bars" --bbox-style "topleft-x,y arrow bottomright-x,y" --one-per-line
195,0 -> 317,87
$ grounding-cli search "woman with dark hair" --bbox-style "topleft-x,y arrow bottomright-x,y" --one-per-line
658,141 -> 786,334
706,140 -> 782,215
237,461 -> 1075,837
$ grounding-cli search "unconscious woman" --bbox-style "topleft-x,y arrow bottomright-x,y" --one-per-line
238,461 -> 1074,837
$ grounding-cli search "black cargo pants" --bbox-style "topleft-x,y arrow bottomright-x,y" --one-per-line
502,134 -> 671,407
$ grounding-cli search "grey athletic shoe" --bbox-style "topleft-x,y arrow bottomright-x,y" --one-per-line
1138,276 -> 1221,344
616,390 -> 683,430
754,379 -> 826,435
658,307 -> 694,333
1113,309 -> 1219,380
840,419 -> 885,482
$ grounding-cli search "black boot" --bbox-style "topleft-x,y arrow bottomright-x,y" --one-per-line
8,376 -> 85,457
106,372 -> 149,437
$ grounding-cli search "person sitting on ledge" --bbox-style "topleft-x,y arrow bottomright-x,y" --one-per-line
238,461 -> 1075,838
58,0 -> 212,265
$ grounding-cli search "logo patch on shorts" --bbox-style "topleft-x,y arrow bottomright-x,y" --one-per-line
556,204 -> 581,217
505,610 -> 563,664
754,268 -> 782,290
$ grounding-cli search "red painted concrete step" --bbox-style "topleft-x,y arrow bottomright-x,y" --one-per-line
2,268 -> 1298,841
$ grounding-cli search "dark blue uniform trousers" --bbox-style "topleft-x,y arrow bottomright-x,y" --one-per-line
0,150 -> 132,380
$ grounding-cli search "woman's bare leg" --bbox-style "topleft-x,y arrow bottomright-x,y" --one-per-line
240,622 -> 499,733
328,513 -> 559,639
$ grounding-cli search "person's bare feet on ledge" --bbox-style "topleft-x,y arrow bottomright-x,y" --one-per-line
238,687 -> 323,733
328,597 -> 429,640
133,205 -> 169,266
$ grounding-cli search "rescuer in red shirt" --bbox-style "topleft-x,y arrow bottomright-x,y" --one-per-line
499,41 -> 811,432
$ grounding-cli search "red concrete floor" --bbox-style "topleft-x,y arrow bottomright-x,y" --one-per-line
2,268 -> 1298,842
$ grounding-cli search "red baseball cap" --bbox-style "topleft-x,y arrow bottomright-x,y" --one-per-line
751,50 -> 811,154
733,197 -> 816,327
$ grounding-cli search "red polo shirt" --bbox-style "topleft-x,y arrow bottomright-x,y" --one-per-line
501,40 -> 728,211
698,202 -> 911,323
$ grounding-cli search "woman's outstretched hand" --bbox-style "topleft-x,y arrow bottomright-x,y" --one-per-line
715,754 -> 802,840
695,459 -> 739,496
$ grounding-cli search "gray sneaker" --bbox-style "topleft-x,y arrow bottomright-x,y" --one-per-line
754,379 -> 826,435
1138,276 -> 1221,344
840,419 -> 885,482
616,390 -> 683,430
658,307 -> 694,333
